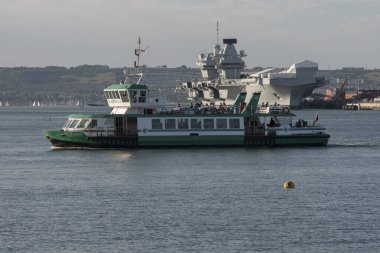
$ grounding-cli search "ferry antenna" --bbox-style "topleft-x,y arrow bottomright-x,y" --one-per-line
134,37 -> 143,69
134,37 -> 150,69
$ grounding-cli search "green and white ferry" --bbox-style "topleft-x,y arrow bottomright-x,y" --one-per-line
43,40 -> 330,148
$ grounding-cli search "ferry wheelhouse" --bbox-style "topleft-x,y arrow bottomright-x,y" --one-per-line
43,39 -> 329,148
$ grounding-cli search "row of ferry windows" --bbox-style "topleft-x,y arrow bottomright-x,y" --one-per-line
104,90 -> 146,103
151,118 -> 241,130
63,119 -> 97,129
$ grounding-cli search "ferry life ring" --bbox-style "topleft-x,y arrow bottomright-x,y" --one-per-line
282,107 -> 290,113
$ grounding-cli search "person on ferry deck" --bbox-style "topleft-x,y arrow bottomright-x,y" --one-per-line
269,118 -> 275,127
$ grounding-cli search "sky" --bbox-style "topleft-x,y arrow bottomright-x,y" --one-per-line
1,0 -> 379,69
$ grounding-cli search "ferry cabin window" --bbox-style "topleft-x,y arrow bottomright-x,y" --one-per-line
229,118 -> 240,129
120,90 -> 129,102
216,118 -> 227,129
63,119 -> 73,128
69,119 -> 80,128
105,92 -> 110,99
203,119 -> 215,129
191,119 -> 202,129
84,120 -> 91,128
130,90 -> 138,102
139,90 -> 146,103
113,91 -> 120,99
152,119 -> 163,129
178,118 -> 189,129
165,119 -> 176,129
76,119 -> 88,128
89,120 -> 97,128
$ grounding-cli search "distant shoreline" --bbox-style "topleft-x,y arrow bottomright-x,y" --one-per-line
1,65 -> 379,107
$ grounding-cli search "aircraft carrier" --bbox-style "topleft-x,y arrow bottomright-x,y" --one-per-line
178,37 -> 324,108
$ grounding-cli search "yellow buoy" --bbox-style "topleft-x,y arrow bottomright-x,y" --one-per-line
283,180 -> 295,189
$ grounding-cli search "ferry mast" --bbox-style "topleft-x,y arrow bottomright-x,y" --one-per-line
124,37 -> 149,84
134,37 -> 144,70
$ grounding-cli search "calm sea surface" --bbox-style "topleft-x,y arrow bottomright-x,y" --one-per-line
1,107 -> 380,252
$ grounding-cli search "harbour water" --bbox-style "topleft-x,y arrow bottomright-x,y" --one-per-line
1,107 -> 380,252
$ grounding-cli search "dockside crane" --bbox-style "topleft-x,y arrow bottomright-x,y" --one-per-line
334,79 -> 348,99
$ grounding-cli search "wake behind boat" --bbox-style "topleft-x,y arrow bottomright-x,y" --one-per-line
43,38 -> 330,148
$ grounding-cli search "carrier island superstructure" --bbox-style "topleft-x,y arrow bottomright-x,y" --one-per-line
179,38 -> 325,108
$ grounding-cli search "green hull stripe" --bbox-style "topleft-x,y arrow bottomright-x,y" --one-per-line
43,130 -> 96,144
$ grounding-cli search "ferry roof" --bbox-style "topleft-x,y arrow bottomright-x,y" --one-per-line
105,83 -> 148,90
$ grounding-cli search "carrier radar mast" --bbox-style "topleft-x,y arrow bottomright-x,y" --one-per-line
216,21 -> 220,45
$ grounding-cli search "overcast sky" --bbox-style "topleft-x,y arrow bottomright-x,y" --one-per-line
1,0 -> 379,69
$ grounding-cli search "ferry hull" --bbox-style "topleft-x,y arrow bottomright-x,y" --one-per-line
44,130 -> 139,148
44,130 -> 329,148
44,130 -> 101,148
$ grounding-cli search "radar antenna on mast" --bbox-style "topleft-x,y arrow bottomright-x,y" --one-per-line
124,37 -> 150,84
134,37 -> 150,69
